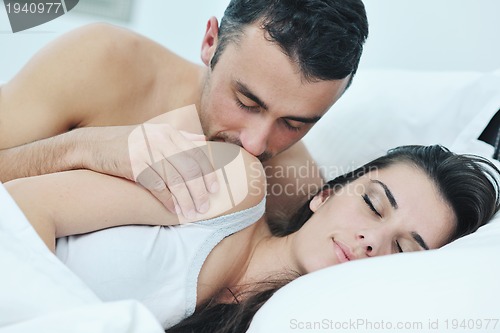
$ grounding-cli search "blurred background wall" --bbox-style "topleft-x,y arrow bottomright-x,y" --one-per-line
1,0 -> 499,81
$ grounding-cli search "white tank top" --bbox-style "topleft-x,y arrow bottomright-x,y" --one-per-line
56,198 -> 266,329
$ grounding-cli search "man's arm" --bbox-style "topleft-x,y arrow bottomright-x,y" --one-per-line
0,23 -> 164,181
263,140 -> 325,229
0,124 -> 137,181
5,143 -> 266,252
0,24 -> 219,216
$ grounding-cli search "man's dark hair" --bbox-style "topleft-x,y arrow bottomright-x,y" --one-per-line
211,0 -> 369,87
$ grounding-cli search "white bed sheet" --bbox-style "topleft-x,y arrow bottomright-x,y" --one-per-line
0,184 -> 163,333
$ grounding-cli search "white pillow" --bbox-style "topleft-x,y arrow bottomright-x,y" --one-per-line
303,69 -> 500,179
248,69 -> 500,332
248,220 -> 500,332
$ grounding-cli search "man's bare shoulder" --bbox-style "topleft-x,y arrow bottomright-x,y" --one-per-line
52,24 -> 196,123
57,23 -> 175,78
63,24 -> 199,123
4,23 -> 174,99
263,140 -> 325,227
0,24 -> 182,147
265,140 -> 310,166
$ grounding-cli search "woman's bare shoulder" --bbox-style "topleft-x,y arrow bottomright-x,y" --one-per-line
195,142 -> 267,220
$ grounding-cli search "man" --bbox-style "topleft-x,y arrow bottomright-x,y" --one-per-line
0,0 -> 368,224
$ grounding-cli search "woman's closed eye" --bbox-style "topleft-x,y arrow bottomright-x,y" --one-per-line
395,241 -> 403,253
362,194 -> 382,218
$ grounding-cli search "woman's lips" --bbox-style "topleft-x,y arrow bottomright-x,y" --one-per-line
333,239 -> 354,263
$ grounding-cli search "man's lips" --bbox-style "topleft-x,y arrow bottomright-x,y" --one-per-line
333,239 -> 355,263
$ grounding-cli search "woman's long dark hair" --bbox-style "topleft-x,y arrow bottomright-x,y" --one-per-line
166,145 -> 500,333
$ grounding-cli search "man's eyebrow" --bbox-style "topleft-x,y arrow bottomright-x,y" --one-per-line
411,231 -> 430,250
371,180 -> 398,209
235,81 -> 268,110
283,115 -> 322,124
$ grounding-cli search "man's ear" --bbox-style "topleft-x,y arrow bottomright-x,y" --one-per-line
200,16 -> 219,67
309,189 -> 332,213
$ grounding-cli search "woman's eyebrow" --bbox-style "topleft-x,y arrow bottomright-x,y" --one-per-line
370,180 -> 398,209
371,179 -> 430,250
411,231 -> 430,250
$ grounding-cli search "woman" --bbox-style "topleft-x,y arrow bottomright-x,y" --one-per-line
5,144 -> 500,332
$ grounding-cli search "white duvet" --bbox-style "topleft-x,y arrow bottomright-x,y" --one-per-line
0,184 -> 163,333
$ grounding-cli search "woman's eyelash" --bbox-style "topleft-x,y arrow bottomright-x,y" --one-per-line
362,194 -> 382,218
363,194 -> 402,253
396,241 -> 403,253
362,193 -> 402,253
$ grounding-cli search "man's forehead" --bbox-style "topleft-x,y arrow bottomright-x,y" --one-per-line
235,73 -> 344,115
219,26 -> 349,117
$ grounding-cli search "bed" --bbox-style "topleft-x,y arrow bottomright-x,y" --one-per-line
1,68 -> 499,332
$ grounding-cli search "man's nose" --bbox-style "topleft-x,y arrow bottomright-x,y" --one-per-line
239,123 -> 271,157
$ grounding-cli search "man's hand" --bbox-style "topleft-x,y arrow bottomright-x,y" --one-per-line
75,123 -> 218,219
128,123 -> 219,218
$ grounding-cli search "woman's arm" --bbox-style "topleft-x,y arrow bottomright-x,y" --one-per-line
5,143 -> 266,251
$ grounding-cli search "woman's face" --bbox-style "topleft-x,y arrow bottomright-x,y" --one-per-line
289,163 -> 456,275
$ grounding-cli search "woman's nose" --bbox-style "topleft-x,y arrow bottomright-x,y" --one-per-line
357,234 -> 375,257
356,228 -> 393,257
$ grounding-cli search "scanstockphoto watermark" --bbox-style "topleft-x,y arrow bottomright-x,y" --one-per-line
248,160 -> 381,198
290,318 -> 424,331
289,318 -> 499,331
259,159 -> 365,182
3,0 -> 80,33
